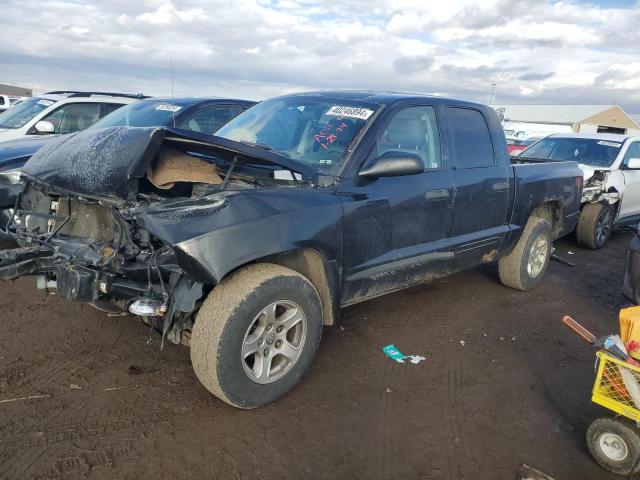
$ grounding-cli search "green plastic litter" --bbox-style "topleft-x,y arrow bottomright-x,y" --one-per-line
382,344 -> 407,363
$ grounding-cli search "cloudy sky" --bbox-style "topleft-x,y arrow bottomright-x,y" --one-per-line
2,0 -> 640,115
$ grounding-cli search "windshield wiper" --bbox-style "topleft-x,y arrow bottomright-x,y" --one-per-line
514,155 -> 552,162
244,142 -> 292,158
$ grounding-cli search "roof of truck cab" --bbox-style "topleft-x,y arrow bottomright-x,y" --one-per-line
136,97 -> 256,105
288,90 -> 484,107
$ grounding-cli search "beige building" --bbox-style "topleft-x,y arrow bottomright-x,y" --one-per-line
0,83 -> 32,97
493,104 -> 640,136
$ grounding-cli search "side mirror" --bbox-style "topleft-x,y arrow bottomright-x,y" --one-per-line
34,120 -> 55,134
627,158 -> 640,169
359,151 -> 424,179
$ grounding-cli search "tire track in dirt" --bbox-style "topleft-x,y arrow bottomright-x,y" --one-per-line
0,399 -> 175,479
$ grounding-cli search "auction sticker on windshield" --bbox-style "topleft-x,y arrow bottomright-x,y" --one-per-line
155,104 -> 182,112
597,141 -> 622,147
326,105 -> 373,120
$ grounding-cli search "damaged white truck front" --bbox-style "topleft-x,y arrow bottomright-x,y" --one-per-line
517,133 -> 640,249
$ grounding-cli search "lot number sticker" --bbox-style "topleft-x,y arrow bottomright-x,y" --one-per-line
326,105 -> 373,120
597,140 -> 622,147
155,103 -> 182,112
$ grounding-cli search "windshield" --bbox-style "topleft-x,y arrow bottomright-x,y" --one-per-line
92,99 -> 191,128
521,137 -> 623,167
215,97 -> 377,169
0,97 -> 54,129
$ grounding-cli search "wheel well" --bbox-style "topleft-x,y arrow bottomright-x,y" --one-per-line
531,201 -> 562,240
223,248 -> 339,326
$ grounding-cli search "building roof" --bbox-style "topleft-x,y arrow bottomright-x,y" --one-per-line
492,104 -> 619,124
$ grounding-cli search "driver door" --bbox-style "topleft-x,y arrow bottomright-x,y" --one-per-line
339,105 -> 455,305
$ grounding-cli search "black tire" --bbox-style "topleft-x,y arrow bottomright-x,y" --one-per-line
190,263 -> 323,409
498,216 -> 552,291
587,417 -> 640,476
577,203 -> 614,250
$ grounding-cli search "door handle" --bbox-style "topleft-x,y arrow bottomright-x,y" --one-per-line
492,181 -> 509,192
425,189 -> 449,200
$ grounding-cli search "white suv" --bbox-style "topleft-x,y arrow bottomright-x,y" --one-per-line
0,95 -> 24,113
0,91 -> 145,142
519,133 -> 640,249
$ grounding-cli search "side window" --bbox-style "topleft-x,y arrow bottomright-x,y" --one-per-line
448,107 -> 495,168
101,103 -> 123,118
179,106 -> 242,135
377,105 -> 442,169
42,103 -> 103,134
624,143 -> 640,164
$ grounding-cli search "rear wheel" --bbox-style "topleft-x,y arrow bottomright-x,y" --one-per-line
190,263 -> 323,409
577,203 -> 614,249
498,216 -> 552,291
587,417 -> 640,476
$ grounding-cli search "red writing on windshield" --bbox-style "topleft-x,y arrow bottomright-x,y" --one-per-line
314,118 -> 349,150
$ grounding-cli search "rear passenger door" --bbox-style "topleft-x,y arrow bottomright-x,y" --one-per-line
446,106 -> 511,264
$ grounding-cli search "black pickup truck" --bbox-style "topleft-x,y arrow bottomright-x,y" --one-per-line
0,91 -> 583,408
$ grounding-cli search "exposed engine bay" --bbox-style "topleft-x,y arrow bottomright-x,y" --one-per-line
2,180 -> 205,345
0,126 -> 312,345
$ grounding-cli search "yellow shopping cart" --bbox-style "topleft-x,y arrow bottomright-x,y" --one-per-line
563,315 -> 640,476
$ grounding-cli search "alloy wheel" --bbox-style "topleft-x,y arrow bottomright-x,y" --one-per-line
241,300 -> 307,384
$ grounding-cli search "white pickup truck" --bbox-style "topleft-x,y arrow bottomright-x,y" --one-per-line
517,133 -> 640,249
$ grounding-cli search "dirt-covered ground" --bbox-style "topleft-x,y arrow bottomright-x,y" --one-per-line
0,232 -> 634,480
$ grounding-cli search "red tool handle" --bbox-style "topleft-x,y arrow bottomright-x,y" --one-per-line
562,315 -> 597,344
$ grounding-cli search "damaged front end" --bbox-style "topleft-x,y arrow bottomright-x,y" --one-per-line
1,179 -> 203,344
580,166 -> 622,205
0,126 -> 312,345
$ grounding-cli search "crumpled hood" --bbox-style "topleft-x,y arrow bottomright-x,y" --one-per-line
22,126 -> 162,203
21,126 -> 315,204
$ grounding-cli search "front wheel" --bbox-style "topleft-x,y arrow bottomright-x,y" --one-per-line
577,203 -> 614,249
587,417 -> 640,476
190,263 -> 323,409
498,216 -> 552,291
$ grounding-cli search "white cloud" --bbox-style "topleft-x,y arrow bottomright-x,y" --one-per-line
0,0 -> 639,113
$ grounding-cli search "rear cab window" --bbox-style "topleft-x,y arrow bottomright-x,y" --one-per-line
448,107 -> 495,169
